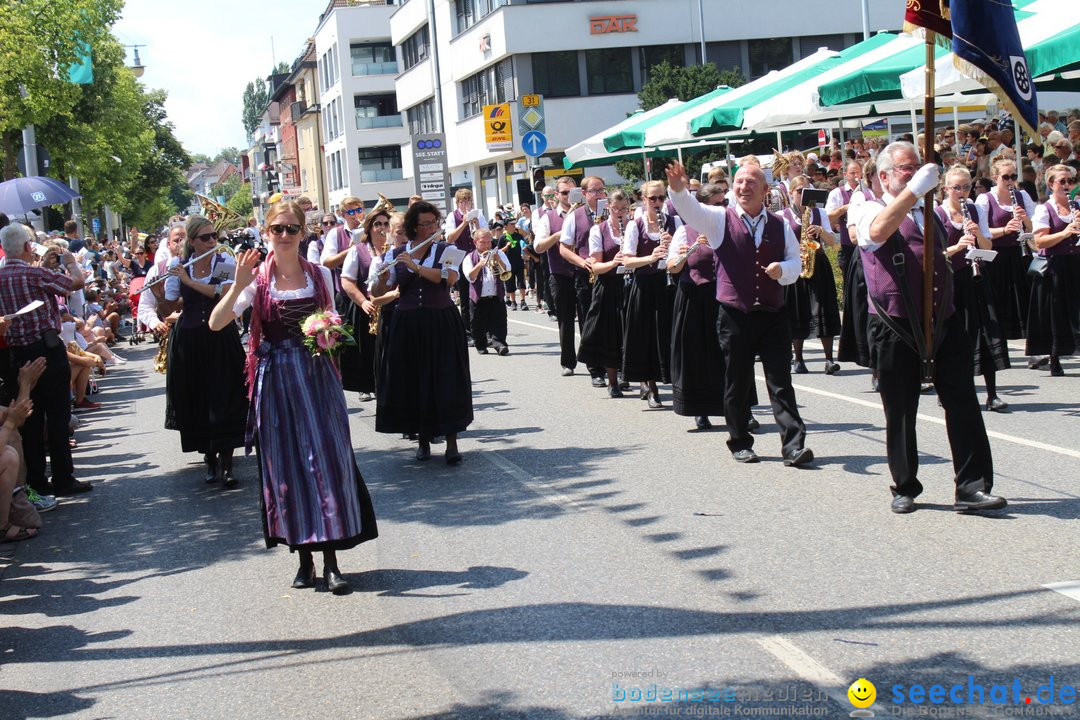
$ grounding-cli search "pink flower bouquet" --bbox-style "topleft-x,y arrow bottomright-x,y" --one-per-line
300,310 -> 356,357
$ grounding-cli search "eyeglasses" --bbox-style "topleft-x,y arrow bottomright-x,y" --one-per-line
586,188 -> 607,195
647,195 -> 667,202
372,221 -> 390,228
949,184 -> 972,192
343,208 -> 364,216
999,174 -> 1018,181
1055,178 -> 1077,186
416,220 -> 440,228
557,190 -> 570,196
268,223 -> 303,236
890,164 -> 919,175
542,193 -> 555,199
321,220 -> 336,226
192,232 -> 217,242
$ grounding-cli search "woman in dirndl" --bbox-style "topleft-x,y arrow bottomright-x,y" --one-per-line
164,216 -> 247,487
938,164 -> 1011,410
1026,164 -> 1080,377
577,189 -> 630,396
339,208 -> 390,401
209,200 -> 378,595
372,201 -> 473,464
782,176 -> 842,375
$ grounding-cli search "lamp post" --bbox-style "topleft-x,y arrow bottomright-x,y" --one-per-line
124,45 -> 146,78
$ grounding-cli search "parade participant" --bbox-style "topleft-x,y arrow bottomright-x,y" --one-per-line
443,188 -> 487,336
974,157 -> 1036,341
209,200 -> 378,594
320,196 -> 365,294
557,175 -> 608,387
463,228 -> 511,356
622,180 -> 680,407
825,161 -> 874,277
856,142 -> 1005,514
373,201 -> 473,464
164,216 -> 246,488
339,206 -> 390,401
937,165 -> 1011,410
1026,165 -> 1080,377
533,176 -> 581,375
307,213 -> 338,264
577,189 -> 630,396
667,161 -> 814,467
838,159 -> 884,389
368,213 -> 407,385
531,187 -> 557,315
783,176 -> 841,375
497,218 -> 528,310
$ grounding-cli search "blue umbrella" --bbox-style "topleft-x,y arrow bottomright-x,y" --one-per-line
0,176 -> 81,215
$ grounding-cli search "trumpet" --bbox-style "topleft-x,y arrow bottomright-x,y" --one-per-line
482,248 -> 513,282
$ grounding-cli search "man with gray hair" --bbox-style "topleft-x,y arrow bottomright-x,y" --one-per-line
856,141 -> 1004,515
0,223 -> 93,496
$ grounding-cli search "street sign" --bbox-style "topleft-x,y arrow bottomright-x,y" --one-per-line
483,103 -> 513,152
91,217 -> 101,235
518,94 -> 545,136
412,133 -> 450,211
522,130 -> 548,157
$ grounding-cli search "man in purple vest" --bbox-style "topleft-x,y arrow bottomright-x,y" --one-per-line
462,228 -> 510,356
444,188 -> 488,337
533,176 -> 581,376
667,161 -> 813,467
856,141 -> 1005,515
826,160 -> 874,276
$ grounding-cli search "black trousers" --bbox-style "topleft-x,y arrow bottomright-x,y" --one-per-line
869,313 -> 992,499
470,297 -> 508,352
838,244 -> 855,279
12,341 -> 76,493
456,274 -> 473,334
716,305 -> 806,455
549,273 -> 578,370
574,269 -> 603,379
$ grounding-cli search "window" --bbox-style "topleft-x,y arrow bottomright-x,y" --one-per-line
641,45 -> 683,84
402,25 -> 430,71
358,146 -> 403,183
798,34 -> 851,58
355,94 -> 402,129
454,0 -> 508,36
705,41 -> 743,75
748,37 -> 793,78
327,150 -> 345,191
460,58 -> 514,119
331,44 -> 339,86
585,47 -> 632,95
351,42 -> 397,76
407,99 -> 437,135
532,51 -> 579,98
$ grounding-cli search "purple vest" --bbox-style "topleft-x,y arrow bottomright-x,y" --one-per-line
546,207 -> 573,278
571,205 -> 594,261
1041,202 -> 1078,257
351,243 -> 374,290
861,206 -> 953,320
679,227 -> 716,287
467,249 -> 506,302
714,208 -> 787,312
453,209 -> 476,253
934,202 -> 979,271
596,221 -> 621,263
633,213 -> 678,276
838,185 -> 874,247
984,192 -> 1020,249
392,242 -> 455,310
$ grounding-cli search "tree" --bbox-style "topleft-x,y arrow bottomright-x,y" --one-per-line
241,79 -> 269,140
212,147 -> 241,167
226,187 -> 253,218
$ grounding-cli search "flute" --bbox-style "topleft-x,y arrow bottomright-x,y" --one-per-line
132,245 -> 224,295
376,229 -> 443,277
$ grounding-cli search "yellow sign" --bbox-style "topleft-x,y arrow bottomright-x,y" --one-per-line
483,103 -> 513,151
544,167 -> 582,180
521,94 -> 541,107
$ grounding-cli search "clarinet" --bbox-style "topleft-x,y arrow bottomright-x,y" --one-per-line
960,201 -> 981,277
1009,186 -> 1029,257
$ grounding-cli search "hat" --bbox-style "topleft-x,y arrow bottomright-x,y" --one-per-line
489,220 -> 504,230
806,152 -> 819,162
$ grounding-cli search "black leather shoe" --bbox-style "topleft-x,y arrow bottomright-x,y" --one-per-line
1049,359 -> 1064,377
325,567 -> 350,595
792,360 -> 808,374
53,480 -> 93,496
695,416 -> 712,430
746,417 -> 760,432
647,393 -> 663,409
1028,356 -> 1050,369
732,449 -> 759,463
591,377 -> 606,388
204,453 -> 217,484
222,470 -> 238,489
783,447 -> 814,467
415,443 -> 431,461
824,361 -> 840,375
445,450 -> 463,466
986,397 -> 1009,412
476,347 -> 488,355
497,346 -> 509,356
954,490 -> 1007,512
891,495 -> 916,514
608,385 -> 624,398
292,564 -> 316,589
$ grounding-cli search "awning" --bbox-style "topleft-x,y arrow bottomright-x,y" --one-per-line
601,89 -> 731,153
563,99 -> 684,166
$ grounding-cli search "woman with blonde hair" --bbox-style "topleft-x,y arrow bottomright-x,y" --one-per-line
209,200 -> 378,594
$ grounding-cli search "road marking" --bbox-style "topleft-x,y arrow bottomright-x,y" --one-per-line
481,448 -> 592,512
510,315 -> 1080,459
756,635 -> 860,712
509,317 -> 561,333
1044,580 -> 1080,603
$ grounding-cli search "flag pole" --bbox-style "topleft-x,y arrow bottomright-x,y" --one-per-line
921,34 -> 936,381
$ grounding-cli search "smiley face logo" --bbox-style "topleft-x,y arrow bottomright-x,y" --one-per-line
848,678 -> 876,709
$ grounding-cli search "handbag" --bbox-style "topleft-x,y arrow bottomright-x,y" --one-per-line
9,486 -> 42,530
1027,255 -> 1049,277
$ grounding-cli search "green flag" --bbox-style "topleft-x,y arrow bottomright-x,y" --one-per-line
67,41 -> 93,84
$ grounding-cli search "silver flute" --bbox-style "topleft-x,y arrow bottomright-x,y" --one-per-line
132,245 -> 224,296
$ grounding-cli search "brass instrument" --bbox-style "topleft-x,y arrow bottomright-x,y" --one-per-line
368,305 -> 381,335
485,248 -> 513,282
959,201 -> 981,277
153,330 -> 170,374
798,206 -> 819,279
195,194 -> 247,233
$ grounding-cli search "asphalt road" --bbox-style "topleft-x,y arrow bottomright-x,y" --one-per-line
2,311 -> 1078,720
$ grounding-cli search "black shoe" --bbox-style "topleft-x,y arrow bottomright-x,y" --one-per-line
53,480 -> 93,496
476,347 -> 489,355
592,377 -> 606,388
824,361 -> 840,375
415,443 -> 431,461
732,449 -> 759,463
986,397 -> 1009,412
647,393 -> 663,409
782,447 -> 814,467
222,470 -> 239,489
561,367 -> 574,377
497,346 -> 509,356
792,360 -> 808,374
520,302 -> 529,311
871,376 -> 879,392
325,567 -> 350,594
1028,356 -> 1050,369
746,418 -> 760,432
291,564 -> 316,589
920,383 -> 935,393
891,495 -> 916,514
954,490 -> 1007,513
695,416 -> 712,430
203,453 -> 217,484
608,385 -> 624,398
1049,358 -> 1064,377
445,451 -> 463,466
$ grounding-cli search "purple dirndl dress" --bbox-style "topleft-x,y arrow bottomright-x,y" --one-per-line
247,278 -> 377,552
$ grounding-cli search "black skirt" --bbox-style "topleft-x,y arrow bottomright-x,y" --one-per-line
671,281 -> 725,417
785,248 -> 841,339
373,302 -> 395,385
622,272 -> 673,383
954,264 -> 1011,374
375,305 -> 473,437
577,273 -> 623,370
984,245 -> 1031,339
165,322 -> 248,453
1025,253 -> 1080,357
336,292 -> 376,393
838,249 -> 871,367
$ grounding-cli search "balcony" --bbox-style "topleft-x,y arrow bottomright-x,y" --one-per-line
355,111 -> 403,130
360,168 -> 404,182
352,60 -> 398,76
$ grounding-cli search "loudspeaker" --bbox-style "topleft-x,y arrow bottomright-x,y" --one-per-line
516,178 -> 535,206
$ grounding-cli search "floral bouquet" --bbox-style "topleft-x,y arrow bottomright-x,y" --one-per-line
300,310 -> 356,357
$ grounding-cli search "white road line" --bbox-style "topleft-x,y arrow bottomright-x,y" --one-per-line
508,317 -> 561,334
481,449 -> 592,513
511,315 -> 1080,459
1044,580 -> 1080,603
756,635 -> 860,712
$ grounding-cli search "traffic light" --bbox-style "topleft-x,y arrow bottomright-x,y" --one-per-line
532,166 -> 545,192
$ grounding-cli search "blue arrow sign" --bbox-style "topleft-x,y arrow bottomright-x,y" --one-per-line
522,130 -> 548,157
91,217 -> 101,234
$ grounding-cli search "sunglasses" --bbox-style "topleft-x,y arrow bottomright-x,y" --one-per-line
1056,178 -> 1077,186
557,191 -> 570,196
343,208 -> 363,216
372,221 -> 390,228
999,174 -> 1018,181
647,195 -> 667,202
268,223 -> 303,236
192,232 -> 217,242
949,184 -> 972,192
321,220 -> 336,226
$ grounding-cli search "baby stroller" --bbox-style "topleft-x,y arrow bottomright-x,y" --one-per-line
127,276 -> 147,345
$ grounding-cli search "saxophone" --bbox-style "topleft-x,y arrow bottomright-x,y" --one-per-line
798,206 -> 819,279
153,330 -> 170,374
368,305 -> 380,335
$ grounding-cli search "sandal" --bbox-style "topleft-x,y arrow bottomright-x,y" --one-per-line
1,523 -> 39,543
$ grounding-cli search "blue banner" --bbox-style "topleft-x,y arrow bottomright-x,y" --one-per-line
950,0 -> 1038,137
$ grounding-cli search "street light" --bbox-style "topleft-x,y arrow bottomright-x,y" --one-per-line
125,45 -> 146,77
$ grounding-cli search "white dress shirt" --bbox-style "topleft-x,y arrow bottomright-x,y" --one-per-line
462,249 -> 510,297
974,188 -> 1036,220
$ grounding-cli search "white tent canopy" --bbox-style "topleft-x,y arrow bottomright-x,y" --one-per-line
563,99 -> 683,166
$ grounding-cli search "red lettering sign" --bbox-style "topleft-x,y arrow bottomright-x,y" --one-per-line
589,14 -> 638,34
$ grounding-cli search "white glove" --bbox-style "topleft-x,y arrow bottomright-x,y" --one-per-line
907,164 -> 940,198
465,209 -> 479,222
